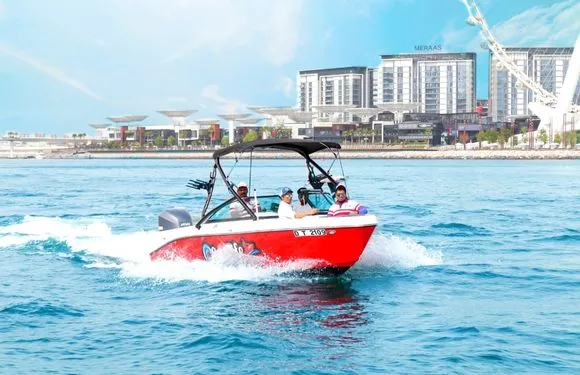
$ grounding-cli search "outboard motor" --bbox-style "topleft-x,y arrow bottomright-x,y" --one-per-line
158,208 -> 193,231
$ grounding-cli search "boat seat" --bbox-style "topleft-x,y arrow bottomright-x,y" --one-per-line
270,202 -> 279,212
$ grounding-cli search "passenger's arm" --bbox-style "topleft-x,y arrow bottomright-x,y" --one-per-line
295,208 -> 318,219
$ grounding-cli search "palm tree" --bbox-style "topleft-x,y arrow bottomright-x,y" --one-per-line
567,130 -> 577,147
363,128 -> 375,143
153,135 -> 164,149
554,132 -> 561,144
476,130 -> 485,148
520,127 -> 528,146
343,129 -> 355,143
537,128 -> 548,145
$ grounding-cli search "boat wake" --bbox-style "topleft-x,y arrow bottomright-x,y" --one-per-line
0,216 -> 443,283
355,234 -> 443,270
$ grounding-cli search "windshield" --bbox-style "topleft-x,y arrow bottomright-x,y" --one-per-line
205,195 -> 281,223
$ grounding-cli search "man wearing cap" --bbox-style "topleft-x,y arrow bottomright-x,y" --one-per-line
230,182 -> 259,218
328,183 -> 368,217
278,187 -> 318,219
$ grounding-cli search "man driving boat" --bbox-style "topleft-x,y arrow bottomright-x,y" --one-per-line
229,182 -> 260,218
328,183 -> 368,217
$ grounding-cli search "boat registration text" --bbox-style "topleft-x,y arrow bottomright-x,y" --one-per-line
293,228 -> 327,237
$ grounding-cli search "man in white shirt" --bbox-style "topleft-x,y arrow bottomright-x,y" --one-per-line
230,182 -> 260,218
278,187 -> 318,219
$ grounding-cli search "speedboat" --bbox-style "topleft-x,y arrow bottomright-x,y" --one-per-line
150,139 -> 377,275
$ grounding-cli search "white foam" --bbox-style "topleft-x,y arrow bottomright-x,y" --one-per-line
0,216 -> 111,237
353,233 -> 443,270
0,216 -> 164,263
1,216 -> 443,283
0,236 -> 31,247
120,244 -> 321,283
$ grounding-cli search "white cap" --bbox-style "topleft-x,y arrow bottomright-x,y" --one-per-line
237,181 -> 247,188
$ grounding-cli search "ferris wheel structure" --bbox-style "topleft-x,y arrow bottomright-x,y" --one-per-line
462,0 -> 580,141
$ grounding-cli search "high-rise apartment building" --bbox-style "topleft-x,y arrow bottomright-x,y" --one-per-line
374,53 -> 476,114
296,67 -> 374,114
489,47 -> 580,122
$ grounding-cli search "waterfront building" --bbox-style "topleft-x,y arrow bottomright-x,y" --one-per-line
489,47 -> 580,122
89,121 -> 217,147
374,52 -> 476,114
296,67 -> 374,122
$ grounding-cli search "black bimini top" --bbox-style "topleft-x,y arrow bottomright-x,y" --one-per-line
213,139 -> 341,159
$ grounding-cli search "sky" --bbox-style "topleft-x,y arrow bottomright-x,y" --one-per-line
0,0 -> 579,134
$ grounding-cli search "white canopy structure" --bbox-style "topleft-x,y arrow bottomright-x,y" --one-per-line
288,111 -> 314,123
158,110 -> 197,147
194,119 -> 219,126
311,105 -> 356,123
238,117 -> 264,127
248,106 -> 297,116
217,113 -> 252,144
107,115 -> 148,125
346,108 -> 384,122
89,123 -> 110,129
248,106 -> 297,128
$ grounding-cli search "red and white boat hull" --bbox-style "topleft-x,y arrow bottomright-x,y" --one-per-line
150,215 -> 377,274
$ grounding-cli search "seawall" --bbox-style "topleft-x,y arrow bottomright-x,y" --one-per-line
7,148 -> 575,160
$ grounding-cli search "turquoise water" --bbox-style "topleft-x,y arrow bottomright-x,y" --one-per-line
1,159 -> 579,374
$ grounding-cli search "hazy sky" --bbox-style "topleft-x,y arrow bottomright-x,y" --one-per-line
1,0 -> 578,134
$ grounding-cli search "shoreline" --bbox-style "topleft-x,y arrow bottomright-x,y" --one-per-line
1,148 -> 579,160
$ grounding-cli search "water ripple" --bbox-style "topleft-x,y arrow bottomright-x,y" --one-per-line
431,222 -> 491,236
1,300 -> 85,317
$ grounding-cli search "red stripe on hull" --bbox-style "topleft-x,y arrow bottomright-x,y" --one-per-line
150,225 -> 376,269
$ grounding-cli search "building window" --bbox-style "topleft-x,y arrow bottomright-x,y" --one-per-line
397,67 -> 404,103
324,80 -> 334,105
538,59 -> 556,95
457,64 -> 467,113
352,77 -> 362,106
496,70 -> 508,121
510,74 -> 518,116
383,67 -> 394,102
424,65 -> 440,113
300,82 -> 306,111
447,65 -> 453,112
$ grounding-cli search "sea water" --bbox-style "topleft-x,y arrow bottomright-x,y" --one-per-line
0,158 -> 579,374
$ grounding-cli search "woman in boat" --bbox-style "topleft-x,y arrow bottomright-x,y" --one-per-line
294,187 -> 313,214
